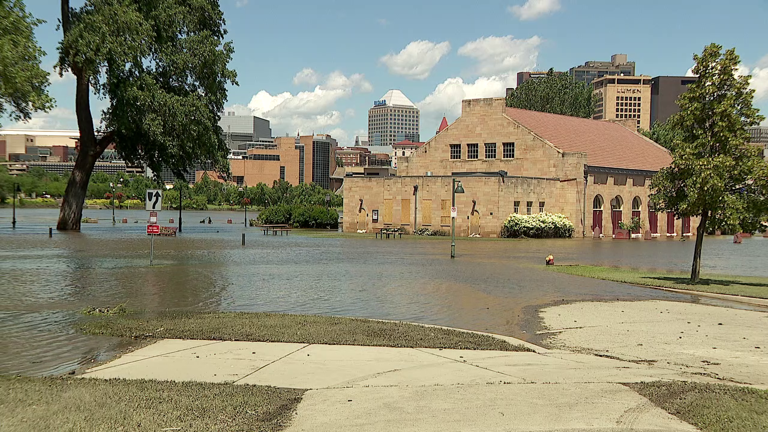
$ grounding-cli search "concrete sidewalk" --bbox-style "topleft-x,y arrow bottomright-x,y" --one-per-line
83,339 -> 708,431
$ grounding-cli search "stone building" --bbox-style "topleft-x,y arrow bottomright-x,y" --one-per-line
343,97 -> 697,238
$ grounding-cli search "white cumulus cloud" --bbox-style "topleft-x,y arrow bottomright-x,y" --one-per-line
379,40 -> 451,80
11,107 -> 77,130
229,70 -> 372,136
508,0 -> 561,21
417,34 -> 542,135
457,35 -> 541,77
292,68 -> 320,86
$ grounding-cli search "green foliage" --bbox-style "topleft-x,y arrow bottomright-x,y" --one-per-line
57,0 -> 238,178
618,217 -> 643,232
0,0 -> 54,127
640,115 -> 684,150
500,212 -> 575,238
414,227 -> 448,236
649,44 -> 768,281
506,68 -> 594,118
257,204 -> 339,229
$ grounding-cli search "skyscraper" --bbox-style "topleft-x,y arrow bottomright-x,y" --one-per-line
368,90 -> 420,147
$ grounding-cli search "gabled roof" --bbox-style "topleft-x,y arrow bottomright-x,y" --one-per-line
379,90 -> 416,108
437,117 -> 449,133
393,140 -> 425,148
505,108 -> 672,172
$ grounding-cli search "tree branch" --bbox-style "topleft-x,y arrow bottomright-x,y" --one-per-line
95,130 -> 116,154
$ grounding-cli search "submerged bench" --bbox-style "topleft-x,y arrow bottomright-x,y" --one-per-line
375,227 -> 403,239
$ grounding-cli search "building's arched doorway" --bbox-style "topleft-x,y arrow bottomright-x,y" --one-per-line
667,212 -> 676,235
683,216 -> 692,235
592,195 -> 604,234
648,202 -> 658,235
610,195 -> 623,235
631,197 -> 642,234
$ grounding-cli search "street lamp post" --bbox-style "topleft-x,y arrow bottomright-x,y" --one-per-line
451,179 -> 465,259
12,182 -> 19,229
325,194 -> 330,208
178,184 -> 182,233
110,181 -> 116,224
239,184 -> 248,227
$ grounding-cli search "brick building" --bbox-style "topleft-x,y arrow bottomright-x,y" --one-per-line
343,97 -> 697,238
204,134 -> 337,188
592,75 -> 652,130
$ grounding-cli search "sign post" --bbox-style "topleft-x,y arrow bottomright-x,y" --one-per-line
146,190 -> 162,266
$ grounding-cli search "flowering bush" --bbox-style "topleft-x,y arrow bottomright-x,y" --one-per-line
414,227 -> 448,236
500,212 -> 575,239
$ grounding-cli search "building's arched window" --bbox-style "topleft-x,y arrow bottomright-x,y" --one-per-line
631,197 -> 642,234
610,195 -> 623,211
593,195 -> 604,210
632,197 -> 642,211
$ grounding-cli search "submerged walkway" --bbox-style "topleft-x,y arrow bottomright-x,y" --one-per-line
82,338 -> 712,431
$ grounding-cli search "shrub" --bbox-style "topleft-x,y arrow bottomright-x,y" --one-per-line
414,227 -> 448,236
257,204 -> 339,229
500,212 -> 575,238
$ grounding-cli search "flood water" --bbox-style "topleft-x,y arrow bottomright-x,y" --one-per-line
1,208 -> 766,376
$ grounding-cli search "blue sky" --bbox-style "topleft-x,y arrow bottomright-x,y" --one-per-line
11,0 -> 768,145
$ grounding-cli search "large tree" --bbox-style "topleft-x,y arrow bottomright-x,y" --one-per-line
0,0 -> 53,127
650,43 -> 768,283
56,0 -> 237,230
506,69 -> 594,118
640,115 -> 683,150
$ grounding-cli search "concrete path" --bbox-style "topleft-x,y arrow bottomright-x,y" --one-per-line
540,300 -> 768,388
83,338 -> 709,431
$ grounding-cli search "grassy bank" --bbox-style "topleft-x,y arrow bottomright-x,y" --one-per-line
79,311 -> 531,351
627,381 -> 768,432
549,265 -> 768,299
0,376 -> 304,432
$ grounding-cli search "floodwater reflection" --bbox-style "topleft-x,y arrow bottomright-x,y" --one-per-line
0,208 -> 765,376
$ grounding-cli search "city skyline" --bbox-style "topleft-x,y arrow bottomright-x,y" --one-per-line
4,0 -> 768,146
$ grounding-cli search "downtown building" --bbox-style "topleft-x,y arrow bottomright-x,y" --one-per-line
569,54 -> 636,84
368,90 -> 420,147
592,75 -> 652,131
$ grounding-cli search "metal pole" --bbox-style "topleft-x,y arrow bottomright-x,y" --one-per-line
150,234 -> 154,266
242,233 -> 245,246
451,178 -> 456,259
12,182 -> 17,229
244,184 -> 248,227
111,182 -> 116,225
178,185 -> 182,233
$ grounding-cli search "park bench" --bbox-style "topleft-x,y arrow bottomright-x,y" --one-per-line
260,224 -> 291,236
375,227 -> 403,239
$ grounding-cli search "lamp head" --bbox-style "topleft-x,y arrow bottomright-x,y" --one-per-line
454,181 -> 465,194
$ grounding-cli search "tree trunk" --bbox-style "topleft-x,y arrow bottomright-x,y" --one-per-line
690,211 -> 709,283
56,151 -> 97,230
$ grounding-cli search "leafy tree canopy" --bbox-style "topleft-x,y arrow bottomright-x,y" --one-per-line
506,68 -> 594,118
650,43 -> 768,282
640,115 -> 684,150
0,0 -> 54,127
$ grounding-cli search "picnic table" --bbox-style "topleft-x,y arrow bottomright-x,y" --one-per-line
260,224 -> 292,236
374,227 -> 403,239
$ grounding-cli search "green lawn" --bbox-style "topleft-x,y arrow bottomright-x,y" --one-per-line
79,311 -> 531,351
0,376 -> 304,432
549,265 -> 768,299
627,381 -> 768,432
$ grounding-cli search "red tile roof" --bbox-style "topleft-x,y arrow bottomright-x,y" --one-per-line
438,116 -> 449,133
393,140 -> 425,147
505,108 -> 672,172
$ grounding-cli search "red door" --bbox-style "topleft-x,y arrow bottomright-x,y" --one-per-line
631,210 -> 641,234
667,213 -> 676,235
592,210 -> 603,232
683,216 -> 691,235
612,210 -> 622,234
648,210 -> 658,234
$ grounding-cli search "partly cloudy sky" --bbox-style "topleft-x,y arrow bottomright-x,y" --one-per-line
8,0 -> 768,141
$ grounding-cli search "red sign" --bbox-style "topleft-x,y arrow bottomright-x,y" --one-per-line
147,225 -> 161,235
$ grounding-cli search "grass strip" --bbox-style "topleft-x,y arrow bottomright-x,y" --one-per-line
0,376 -> 304,432
627,381 -> 768,432
549,265 -> 768,299
79,311 -> 531,351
